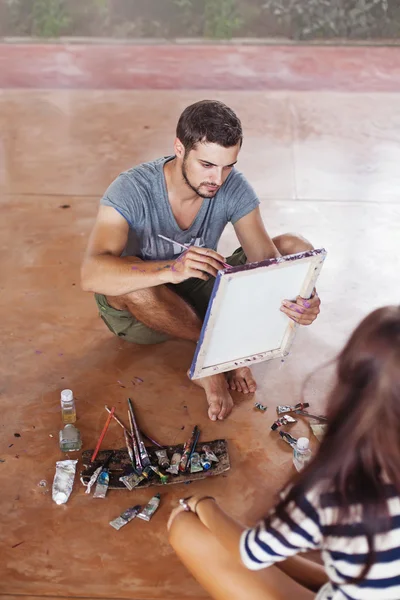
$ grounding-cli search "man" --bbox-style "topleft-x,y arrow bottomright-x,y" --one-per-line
81,100 -> 320,421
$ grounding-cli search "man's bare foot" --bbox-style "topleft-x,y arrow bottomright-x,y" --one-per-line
226,367 -> 257,394
189,371 -> 234,421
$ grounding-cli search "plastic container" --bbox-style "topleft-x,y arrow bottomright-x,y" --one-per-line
60,389 -> 76,424
293,437 -> 312,472
59,424 -> 82,452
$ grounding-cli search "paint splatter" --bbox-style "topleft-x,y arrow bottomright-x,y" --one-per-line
58,353 -> 64,357
11,541 -> 24,549
35,350 -> 42,355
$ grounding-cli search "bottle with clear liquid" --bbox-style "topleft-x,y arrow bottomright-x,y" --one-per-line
59,424 -> 82,452
293,437 -> 312,472
60,389 -> 76,424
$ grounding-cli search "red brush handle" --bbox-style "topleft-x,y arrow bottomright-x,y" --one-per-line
91,407 -> 115,462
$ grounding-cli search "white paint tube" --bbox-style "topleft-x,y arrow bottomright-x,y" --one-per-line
52,459 -> 78,505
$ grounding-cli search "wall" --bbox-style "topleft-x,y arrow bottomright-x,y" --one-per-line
1,0 -> 399,41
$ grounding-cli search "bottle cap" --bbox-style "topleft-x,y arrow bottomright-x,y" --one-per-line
61,389 -> 73,402
297,437 -> 310,450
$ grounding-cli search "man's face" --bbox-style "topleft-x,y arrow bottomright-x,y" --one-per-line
178,141 -> 241,199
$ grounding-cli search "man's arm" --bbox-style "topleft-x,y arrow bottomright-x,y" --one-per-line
81,206 -> 226,296
233,207 -> 281,262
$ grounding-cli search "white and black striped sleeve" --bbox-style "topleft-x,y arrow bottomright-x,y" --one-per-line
240,492 -> 323,570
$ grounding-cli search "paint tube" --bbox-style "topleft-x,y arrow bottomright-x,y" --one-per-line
150,465 -> 169,484
271,415 -> 297,431
52,459 -> 78,505
202,445 -> 219,463
276,402 -> 309,415
137,494 -> 161,522
119,472 -> 145,491
254,402 -> 268,412
190,452 -> 203,473
93,468 -> 110,498
110,505 -> 142,531
166,452 -> 181,475
155,449 -> 170,469
279,431 -> 298,448
85,466 -> 102,494
200,454 -> 212,470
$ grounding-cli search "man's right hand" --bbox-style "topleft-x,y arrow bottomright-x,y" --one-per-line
167,246 -> 227,284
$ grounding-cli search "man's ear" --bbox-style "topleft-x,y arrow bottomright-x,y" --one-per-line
174,137 -> 186,159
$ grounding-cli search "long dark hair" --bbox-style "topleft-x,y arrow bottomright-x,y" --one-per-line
272,306 -> 400,580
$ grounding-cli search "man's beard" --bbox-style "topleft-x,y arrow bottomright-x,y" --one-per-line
181,159 -> 219,199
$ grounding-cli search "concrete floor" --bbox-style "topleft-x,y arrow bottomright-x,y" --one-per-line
1,45 -> 400,600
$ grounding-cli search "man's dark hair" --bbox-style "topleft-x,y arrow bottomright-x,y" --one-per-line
176,100 -> 242,153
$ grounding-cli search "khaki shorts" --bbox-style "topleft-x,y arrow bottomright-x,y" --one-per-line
95,247 -> 246,345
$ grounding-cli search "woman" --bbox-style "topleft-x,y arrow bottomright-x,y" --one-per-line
168,306 -> 400,600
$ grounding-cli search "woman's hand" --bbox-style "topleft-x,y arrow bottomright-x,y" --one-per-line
167,504 -> 190,531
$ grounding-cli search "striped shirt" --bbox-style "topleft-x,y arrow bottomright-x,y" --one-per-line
240,483 -> 400,600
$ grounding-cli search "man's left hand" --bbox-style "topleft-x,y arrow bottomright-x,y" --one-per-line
280,289 -> 320,326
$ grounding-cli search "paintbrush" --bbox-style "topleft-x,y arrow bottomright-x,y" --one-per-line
158,234 -> 230,269
91,407 -> 115,462
105,405 -> 164,448
179,425 -> 198,473
127,408 -> 143,474
294,409 -> 328,422
186,425 -> 201,472
128,398 -> 151,468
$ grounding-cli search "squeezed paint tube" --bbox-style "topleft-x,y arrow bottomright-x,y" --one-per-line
150,465 -> 169,484
155,449 -> 170,469
279,431 -> 298,448
277,402 -> 309,415
166,452 -> 181,475
202,445 -> 219,463
119,472 -> 145,490
190,452 -> 203,473
85,466 -> 102,494
200,454 -> 211,470
254,402 -> 268,412
93,469 -> 110,498
110,505 -> 142,531
52,459 -> 78,505
271,415 -> 297,431
137,494 -> 161,521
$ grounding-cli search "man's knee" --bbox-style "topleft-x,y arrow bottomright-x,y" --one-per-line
106,286 -> 165,312
273,233 -> 314,256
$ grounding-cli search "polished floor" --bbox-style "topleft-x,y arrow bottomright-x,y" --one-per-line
1,45 -> 400,600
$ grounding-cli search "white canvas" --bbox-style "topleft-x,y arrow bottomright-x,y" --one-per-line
190,249 -> 327,379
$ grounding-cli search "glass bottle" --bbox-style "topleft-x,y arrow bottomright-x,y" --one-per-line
59,424 -> 82,452
60,389 -> 76,424
293,437 -> 312,472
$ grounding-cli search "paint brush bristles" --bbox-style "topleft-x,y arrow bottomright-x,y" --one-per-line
158,234 -> 230,269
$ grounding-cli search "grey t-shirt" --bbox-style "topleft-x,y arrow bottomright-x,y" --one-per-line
100,156 -> 260,260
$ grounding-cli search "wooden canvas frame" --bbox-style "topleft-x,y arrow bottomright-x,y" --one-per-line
189,248 -> 327,380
